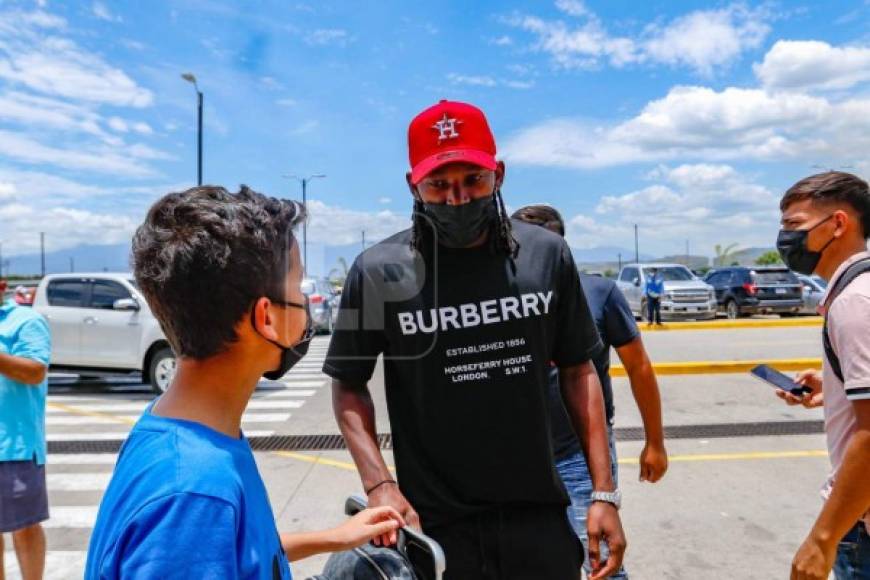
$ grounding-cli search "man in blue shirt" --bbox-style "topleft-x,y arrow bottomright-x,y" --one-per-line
644,268 -> 665,327
513,206 -> 668,580
0,277 -> 52,580
86,186 -> 404,580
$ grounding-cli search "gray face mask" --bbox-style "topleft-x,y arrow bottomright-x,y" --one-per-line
420,194 -> 498,248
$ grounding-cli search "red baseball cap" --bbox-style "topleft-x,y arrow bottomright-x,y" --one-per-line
408,100 -> 497,185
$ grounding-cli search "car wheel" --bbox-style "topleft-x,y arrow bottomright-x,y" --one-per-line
148,346 -> 176,394
726,300 -> 740,320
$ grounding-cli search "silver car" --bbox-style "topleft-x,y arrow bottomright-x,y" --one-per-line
301,277 -> 338,333
616,263 -> 717,321
798,274 -> 826,315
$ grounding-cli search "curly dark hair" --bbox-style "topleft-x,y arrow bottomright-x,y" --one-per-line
511,204 -> 565,237
132,185 -> 305,359
781,171 -> 870,239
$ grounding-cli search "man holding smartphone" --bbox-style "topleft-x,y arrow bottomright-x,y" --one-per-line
775,171 -> 870,580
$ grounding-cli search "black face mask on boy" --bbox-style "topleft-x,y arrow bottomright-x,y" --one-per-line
252,297 -> 314,380
776,215 -> 836,276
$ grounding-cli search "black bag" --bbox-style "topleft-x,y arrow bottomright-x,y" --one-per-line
822,258 -> 870,382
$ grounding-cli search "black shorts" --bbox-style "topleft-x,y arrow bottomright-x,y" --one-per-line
0,458 -> 49,533
419,505 -> 581,580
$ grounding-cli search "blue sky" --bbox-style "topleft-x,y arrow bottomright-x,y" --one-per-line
1,0 -> 869,270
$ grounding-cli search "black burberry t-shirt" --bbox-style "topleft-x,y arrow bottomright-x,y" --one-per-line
323,219 -> 602,528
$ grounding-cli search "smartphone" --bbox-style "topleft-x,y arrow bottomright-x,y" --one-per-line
750,364 -> 812,396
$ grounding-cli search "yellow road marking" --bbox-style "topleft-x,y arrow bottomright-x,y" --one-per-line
611,358 -> 822,377
640,317 -> 822,331
272,450 -> 394,472
618,449 -> 827,464
47,401 -> 137,425
272,448 -> 828,472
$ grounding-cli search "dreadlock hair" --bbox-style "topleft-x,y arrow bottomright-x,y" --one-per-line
409,189 -> 520,260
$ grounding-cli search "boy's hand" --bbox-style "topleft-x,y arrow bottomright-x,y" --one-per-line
334,506 -> 405,550
776,369 -> 823,409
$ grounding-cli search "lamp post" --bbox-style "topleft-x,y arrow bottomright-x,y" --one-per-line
181,73 -> 203,186
282,174 -> 326,273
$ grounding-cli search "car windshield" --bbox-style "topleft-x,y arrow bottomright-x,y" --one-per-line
754,270 -> 798,284
643,267 -> 694,281
811,275 -> 828,289
127,279 -> 139,290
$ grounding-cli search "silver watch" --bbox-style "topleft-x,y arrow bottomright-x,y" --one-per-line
590,489 -> 622,510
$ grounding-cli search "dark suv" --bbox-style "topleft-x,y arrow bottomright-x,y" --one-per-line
704,267 -> 803,319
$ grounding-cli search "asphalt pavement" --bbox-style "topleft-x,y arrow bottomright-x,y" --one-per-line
2,322 -> 838,579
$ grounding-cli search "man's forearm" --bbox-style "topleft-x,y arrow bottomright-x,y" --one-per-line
331,379 -> 393,490
560,362 -> 614,492
810,429 -> 870,546
0,353 -> 46,385
624,354 -> 664,445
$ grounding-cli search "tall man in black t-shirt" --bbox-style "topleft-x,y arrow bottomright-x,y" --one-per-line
324,100 -> 626,579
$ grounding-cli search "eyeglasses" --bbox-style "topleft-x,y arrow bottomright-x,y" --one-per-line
270,296 -> 316,343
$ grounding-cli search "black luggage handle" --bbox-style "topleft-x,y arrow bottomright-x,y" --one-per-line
345,495 -> 446,580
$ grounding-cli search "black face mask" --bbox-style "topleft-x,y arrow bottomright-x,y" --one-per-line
421,194 -> 498,248
252,298 -> 315,380
777,214 -> 836,275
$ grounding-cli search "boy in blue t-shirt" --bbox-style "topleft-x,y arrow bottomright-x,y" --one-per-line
86,186 -> 403,579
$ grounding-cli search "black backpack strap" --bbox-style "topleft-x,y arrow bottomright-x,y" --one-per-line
823,258 -> 870,383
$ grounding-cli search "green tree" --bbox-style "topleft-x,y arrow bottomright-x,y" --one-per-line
328,257 -> 349,285
714,243 -> 740,267
755,250 -> 783,266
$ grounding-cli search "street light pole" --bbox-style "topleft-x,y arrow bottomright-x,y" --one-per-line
181,73 -> 203,186
634,224 -> 639,264
282,174 -> 326,274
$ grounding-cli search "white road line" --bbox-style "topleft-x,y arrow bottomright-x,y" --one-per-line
47,454 -> 118,465
44,506 -> 99,528
48,400 -> 304,413
47,432 -> 130,442
47,412 -> 293,426
260,389 -> 317,398
47,472 -> 111,491
3,551 -> 88,580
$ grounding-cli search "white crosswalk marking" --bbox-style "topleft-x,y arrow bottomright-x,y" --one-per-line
10,336 -> 334,579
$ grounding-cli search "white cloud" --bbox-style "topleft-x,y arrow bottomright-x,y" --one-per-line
447,73 -> 534,90
302,200 -> 410,246
0,182 -> 16,202
305,28 -> 350,47
642,4 -> 769,76
108,116 -> 128,132
132,122 -> 153,135
0,10 -> 152,106
566,164 -> 783,255
447,73 -> 497,87
378,197 -> 392,204
505,2 -> 770,75
555,0 -> 589,17
276,98 -> 298,107
755,40 -> 870,91
0,203 -> 137,255
0,129 -> 158,176
490,35 -> 513,46
503,85 -> 870,169
92,2 -> 121,23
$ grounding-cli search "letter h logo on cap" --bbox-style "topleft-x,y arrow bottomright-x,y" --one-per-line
408,100 -> 497,185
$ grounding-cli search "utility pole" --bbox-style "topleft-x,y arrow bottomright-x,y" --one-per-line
40,232 -> 45,277
69,257 -> 74,273
618,252 -> 622,272
686,239 -> 690,267
634,224 -> 639,264
181,73 -> 204,185
282,174 -> 326,274
361,230 -> 366,252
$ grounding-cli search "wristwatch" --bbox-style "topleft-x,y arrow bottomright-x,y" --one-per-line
590,489 -> 622,510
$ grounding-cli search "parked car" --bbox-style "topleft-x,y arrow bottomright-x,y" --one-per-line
798,274 -> 826,315
32,273 -> 175,393
301,277 -> 338,333
704,266 -> 803,319
616,263 -> 717,321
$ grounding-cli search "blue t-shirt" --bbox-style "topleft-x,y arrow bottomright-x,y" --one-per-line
644,275 -> 664,298
85,405 -> 292,580
549,274 -> 640,460
0,299 -> 51,464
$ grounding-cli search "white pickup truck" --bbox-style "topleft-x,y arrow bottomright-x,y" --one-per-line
32,273 -> 175,393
